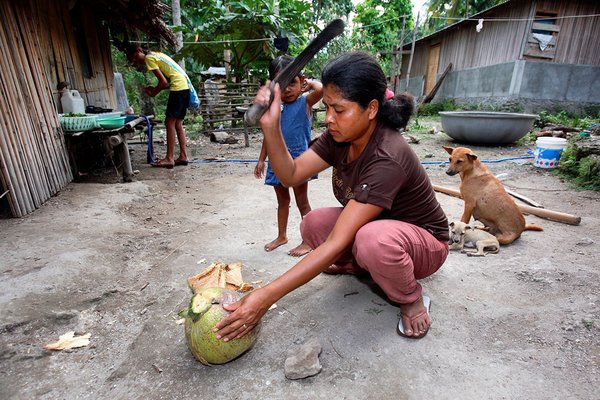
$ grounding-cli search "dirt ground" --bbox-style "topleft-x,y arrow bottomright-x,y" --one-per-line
1,123 -> 599,400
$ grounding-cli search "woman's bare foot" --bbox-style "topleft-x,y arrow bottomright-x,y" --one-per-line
399,296 -> 431,338
264,237 -> 288,252
287,241 -> 312,257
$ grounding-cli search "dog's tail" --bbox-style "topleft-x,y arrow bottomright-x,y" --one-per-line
525,223 -> 543,231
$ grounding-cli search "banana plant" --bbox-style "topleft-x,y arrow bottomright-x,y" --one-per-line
176,0 -> 313,81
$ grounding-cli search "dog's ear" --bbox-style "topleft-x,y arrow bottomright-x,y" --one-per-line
442,146 -> 454,155
449,221 -> 455,228
466,224 -> 474,230
466,153 -> 478,161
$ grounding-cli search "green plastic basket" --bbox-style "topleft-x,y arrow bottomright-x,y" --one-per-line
59,114 -> 97,132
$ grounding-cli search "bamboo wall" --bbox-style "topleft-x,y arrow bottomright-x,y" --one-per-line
400,0 -> 600,79
0,0 -> 117,217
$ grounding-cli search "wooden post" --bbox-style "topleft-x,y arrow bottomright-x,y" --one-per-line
120,136 -> 134,183
395,16 -> 406,93
405,12 -> 419,92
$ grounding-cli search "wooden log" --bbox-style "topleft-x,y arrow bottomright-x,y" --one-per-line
432,185 -> 581,226
108,135 -> 123,147
504,189 -> 544,208
420,63 -> 452,105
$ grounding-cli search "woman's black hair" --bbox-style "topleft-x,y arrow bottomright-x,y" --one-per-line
269,55 -> 297,80
321,51 -> 415,130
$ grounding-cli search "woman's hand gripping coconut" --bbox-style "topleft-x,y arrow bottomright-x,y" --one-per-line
215,52 -> 449,340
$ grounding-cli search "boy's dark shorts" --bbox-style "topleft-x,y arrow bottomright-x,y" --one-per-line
166,89 -> 190,119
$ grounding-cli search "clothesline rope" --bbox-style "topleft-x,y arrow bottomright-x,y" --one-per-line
130,13 -> 600,46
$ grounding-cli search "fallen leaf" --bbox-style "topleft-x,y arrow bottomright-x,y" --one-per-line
44,331 -> 91,350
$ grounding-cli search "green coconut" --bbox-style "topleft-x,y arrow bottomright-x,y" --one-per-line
181,287 -> 259,365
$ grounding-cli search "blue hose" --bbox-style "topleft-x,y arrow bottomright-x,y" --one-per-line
143,115 -> 154,164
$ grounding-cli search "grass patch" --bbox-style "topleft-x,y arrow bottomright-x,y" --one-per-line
558,143 -> 600,191
536,110 -> 599,130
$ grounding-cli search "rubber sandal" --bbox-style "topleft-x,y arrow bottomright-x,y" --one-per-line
151,161 -> 174,169
397,295 -> 431,339
174,159 -> 189,166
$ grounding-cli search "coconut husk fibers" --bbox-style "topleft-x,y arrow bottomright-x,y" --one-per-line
188,262 -> 254,293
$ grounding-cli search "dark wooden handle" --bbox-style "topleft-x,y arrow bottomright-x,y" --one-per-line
244,100 -> 269,126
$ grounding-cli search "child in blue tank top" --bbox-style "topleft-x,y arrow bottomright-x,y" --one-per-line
254,56 -> 323,257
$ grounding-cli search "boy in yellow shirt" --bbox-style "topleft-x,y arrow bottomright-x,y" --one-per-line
127,46 -> 189,168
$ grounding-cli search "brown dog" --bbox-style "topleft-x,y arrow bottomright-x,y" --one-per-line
443,146 -> 542,245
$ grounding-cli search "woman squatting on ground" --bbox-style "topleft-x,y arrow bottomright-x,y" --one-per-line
215,52 -> 449,339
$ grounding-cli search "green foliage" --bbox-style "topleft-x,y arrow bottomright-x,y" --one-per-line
301,0 -> 355,78
411,116 -> 424,130
536,110 -> 600,130
313,0 -> 353,23
352,0 -> 413,67
418,99 -> 456,116
558,143 -> 600,191
177,0 -> 314,81
514,131 -> 536,146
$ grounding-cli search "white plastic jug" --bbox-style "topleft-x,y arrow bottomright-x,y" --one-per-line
61,90 -> 85,114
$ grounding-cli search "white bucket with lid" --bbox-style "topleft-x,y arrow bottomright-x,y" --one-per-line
61,90 -> 86,114
533,137 -> 567,168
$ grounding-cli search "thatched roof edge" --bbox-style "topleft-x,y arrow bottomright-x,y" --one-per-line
85,0 -> 176,47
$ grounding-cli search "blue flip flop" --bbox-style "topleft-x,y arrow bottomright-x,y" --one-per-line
397,295 -> 431,338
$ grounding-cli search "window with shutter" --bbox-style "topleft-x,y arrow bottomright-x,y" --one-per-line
524,10 -> 559,61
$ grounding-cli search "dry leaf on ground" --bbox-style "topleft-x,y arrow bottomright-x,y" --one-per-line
44,331 -> 91,350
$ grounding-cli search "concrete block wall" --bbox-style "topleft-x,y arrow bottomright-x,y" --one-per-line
399,61 -> 600,114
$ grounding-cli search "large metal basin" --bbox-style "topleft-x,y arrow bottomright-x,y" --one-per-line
440,111 -> 538,145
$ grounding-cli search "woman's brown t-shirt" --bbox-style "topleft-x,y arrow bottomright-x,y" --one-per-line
310,123 -> 449,241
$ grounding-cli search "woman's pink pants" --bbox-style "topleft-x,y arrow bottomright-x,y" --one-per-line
300,207 -> 449,304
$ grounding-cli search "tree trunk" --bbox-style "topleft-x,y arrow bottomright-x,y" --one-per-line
172,0 -> 185,68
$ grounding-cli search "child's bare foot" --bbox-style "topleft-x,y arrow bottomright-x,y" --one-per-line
264,237 -> 288,252
287,241 -> 312,257
398,296 -> 431,338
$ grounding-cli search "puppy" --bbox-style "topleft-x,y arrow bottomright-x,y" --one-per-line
449,221 -> 499,257
443,146 -> 542,245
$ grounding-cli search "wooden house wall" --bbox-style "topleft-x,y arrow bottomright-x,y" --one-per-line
400,1 -> 531,78
400,0 -> 600,80
539,0 -> 600,65
0,0 -> 117,217
42,0 -> 117,111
